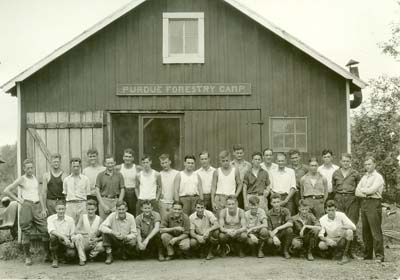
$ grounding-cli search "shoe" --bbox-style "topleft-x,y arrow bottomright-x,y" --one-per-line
158,254 -> 165,262
257,249 -> 265,258
338,255 -> 350,265
283,251 -> 291,259
105,253 -> 113,265
375,256 -> 384,263
121,252 -> 128,260
25,257 -> 33,266
220,244 -> 227,258
165,255 -> 173,261
206,250 -> 214,260
239,248 -> 245,258
44,253 -> 52,263
363,256 -> 373,260
51,259 -> 58,268
307,252 -> 314,261
79,260 -> 86,266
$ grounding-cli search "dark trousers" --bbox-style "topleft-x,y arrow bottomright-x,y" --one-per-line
137,234 -> 163,256
179,195 -> 199,216
190,230 -> 220,250
275,193 -> 296,216
334,193 -> 360,225
203,194 -> 212,211
360,198 -> 384,258
125,189 -> 138,216
292,228 -> 319,251
103,233 -> 136,255
49,235 -> 76,260
267,227 -> 294,252
19,200 -> 49,244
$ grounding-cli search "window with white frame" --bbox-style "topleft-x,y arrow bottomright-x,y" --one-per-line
270,118 -> 307,152
163,13 -> 204,64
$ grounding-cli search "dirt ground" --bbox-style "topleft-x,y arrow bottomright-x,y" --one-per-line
0,248 -> 399,280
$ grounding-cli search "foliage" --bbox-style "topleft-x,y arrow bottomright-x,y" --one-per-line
0,143 -> 17,193
379,1 -> 400,60
351,76 -> 400,201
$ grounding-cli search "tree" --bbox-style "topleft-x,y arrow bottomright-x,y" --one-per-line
379,1 -> 400,60
351,76 -> 400,201
0,144 -> 17,193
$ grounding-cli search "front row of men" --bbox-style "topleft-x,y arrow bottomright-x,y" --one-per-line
45,194 -> 357,267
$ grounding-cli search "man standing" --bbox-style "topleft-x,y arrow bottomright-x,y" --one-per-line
4,159 -> 49,265
175,155 -> 203,215
231,144 -> 251,209
119,148 -> 142,216
100,201 -> 137,264
63,158 -> 91,223
288,149 -> 308,214
189,199 -> 220,260
355,156 -> 385,262
211,151 -> 242,214
158,154 -> 179,219
261,148 -> 278,175
95,155 -> 125,220
244,196 -> 269,258
300,158 -> 328,218
266,194 -> 294,259
219,195 -> 247,257
47,200 -> 77,268
196,151 -> 216,211
43,153 -> 66,216
135,200 -> 164,261
270,153 -> 297,215
136,155 -> 160,214
83,148 -> 106,202
318,200 -> 356,264
243,152 -> 270,212
332,153 -> 360,257
160,201 -> 191,260
318,149 -> 339,201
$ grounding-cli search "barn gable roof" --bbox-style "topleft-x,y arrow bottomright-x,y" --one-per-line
1,0 -> 367,94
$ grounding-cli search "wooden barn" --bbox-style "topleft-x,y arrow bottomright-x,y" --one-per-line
2,0 -> 367,178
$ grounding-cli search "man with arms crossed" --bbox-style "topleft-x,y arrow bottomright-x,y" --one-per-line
196,151 -> 215,211
318,149 -> 339,201
83,148 -> 106,202
158,154 -> 179,218
211,151 -> 242,215
175,155 -> 203,215
4,159 -> 49,265
43,153 -> 66,215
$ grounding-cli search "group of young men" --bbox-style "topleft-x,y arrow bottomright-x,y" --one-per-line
3,145 -> 385,268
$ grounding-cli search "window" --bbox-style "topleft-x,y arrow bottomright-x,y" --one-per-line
163,13 -> 204,64
270,118 -> 307,152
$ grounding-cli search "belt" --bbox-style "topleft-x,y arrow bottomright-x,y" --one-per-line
102,195 -> 119,199
66,200 -> 86,203
47,197 -> 65,200
24,199 -> 40,204
304,195 -> 324,199
336,192 -> 355,195
180,194 -> 199,197
125,188 -> 136,191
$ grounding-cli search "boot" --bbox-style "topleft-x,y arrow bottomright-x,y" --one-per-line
338,240 -> 351,265
219,243 -> 227,258
238,244 -> 245,258
206,244 -> 216,260
158,248 -> 165,262
105,252 -> 113,265
23,243 -> 32,266
257,241 -> 265,258
307,242 -> 314,261
43,241 -> 51,262
51,253 -> 58,268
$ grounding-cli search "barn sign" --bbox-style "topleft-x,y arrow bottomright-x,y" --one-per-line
117,83 -> 251,96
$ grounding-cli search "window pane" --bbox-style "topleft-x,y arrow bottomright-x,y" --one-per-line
272,119 -> 294,133
184,20 -> 198,53
295,134 -> 307,150
284,135 -> 295,148
169,20 -> 184,54
272,135 -> 284,148
295,119 -> 306,133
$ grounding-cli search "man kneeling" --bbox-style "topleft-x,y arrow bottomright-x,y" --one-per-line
160,201 -> 191,260
189,199 -> 220,260
47,200 -> 77,268
245,196 -> 269,258
73,200 -> 104,265
100,201 -> 137,264
290,199 -> 321,261
135,200 -> 164,261
318,200 -> 356,264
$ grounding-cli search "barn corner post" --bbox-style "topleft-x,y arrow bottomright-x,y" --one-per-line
16,82 -> 22,243
346,80 -> 351,154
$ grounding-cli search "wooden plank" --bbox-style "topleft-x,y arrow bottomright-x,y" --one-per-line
44,112 -> 58,157
34,112 -> 47,183
27,128 -> 52,164
26,122 -> 103,129
92,111 -> 104,163
69,112 -> 82,159
81,111 -> 93,167
26,113 -> 35,161
58,112 -> 70,174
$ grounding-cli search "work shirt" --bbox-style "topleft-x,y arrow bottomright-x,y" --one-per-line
288,164 -> 308,190
245,208 -> 267,229
196,166 -> 215,195
267,207 -> 292,230
95,170 -> 125,198
47,214 -> 75,238
135,211 -> 161,238
319,211 -> 356,239
100,212 -> 137,239
355,170 -> 385,199
83,165 -> 106,196
161,212 -> 190,235
317,164 -> 339,193
300,173 -> 327,197
291,213 -> 319,234
243,168 -> 270,195
160,169 -> 179,203
260,162 -> 278,176
270,167 -> 296,194
231,160 -> 251,182
332,168 -> 360,194
189,210 -> 218,235
62,174 -> 91,201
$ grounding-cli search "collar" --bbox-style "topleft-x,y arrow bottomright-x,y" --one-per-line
69,173 -> 83,179
195,212 -> 206,219
277,167 -> 287,172
366,170 -> 377,177
271,207 -> 282,214
201,166 -> 212,172
105,169 -> 114,176
115,214 -> 128,221
142,212 -> 155,220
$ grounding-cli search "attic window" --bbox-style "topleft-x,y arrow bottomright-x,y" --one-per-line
163,13 -> 204,64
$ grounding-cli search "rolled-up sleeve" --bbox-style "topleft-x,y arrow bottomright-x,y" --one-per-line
99,214 -> 113,234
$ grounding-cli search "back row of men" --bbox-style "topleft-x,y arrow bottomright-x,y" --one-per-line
4,145 -> 385,267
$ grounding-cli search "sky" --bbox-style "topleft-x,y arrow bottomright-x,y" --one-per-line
0,0 -> 399,147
